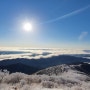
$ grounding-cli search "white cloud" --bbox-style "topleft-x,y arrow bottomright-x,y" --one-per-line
0,48 -> 90,60
79,32 -> 88,40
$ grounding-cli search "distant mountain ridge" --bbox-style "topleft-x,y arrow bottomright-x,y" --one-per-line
0,55 -> 90,74
0,63 -> 39,74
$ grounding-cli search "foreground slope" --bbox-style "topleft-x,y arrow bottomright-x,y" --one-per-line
0,63 -> 90,90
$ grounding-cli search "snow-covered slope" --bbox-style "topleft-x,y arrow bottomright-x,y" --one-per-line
36,62 -> 90,76
0,63 -> 90,90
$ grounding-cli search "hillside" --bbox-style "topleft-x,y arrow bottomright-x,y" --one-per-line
0,55 -> 90,74
36,62 -> 90,76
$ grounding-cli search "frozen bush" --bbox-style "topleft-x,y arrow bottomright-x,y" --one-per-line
41,81 -> 58,88
71,86 -> 83,90
25,75 -> 41,85
0,70 -> 90,90
21,85 -> 31,90
0,84 -> 10,90
0,70 -> 10,83
20,79 -> 27,86
3,72 -> 24,84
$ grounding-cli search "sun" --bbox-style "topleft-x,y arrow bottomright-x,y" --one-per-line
23,22 -> 33,31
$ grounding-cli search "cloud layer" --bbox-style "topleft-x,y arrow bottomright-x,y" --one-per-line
79,32 -> 88,40
0,47 -> 90,60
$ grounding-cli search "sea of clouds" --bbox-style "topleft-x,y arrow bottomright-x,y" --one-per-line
0,47 -> 90,60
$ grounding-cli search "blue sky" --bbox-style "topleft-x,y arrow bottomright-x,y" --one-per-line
0,0 -> 90,49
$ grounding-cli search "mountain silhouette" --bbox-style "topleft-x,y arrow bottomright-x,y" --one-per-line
0,55 -> 90,74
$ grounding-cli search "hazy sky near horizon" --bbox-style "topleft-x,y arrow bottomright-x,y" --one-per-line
0,0 -> 90,49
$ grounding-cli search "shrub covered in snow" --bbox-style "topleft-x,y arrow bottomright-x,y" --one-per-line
0,70 -> 90,90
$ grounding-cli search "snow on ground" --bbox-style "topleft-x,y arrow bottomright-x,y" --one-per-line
0,69 -> 90,90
